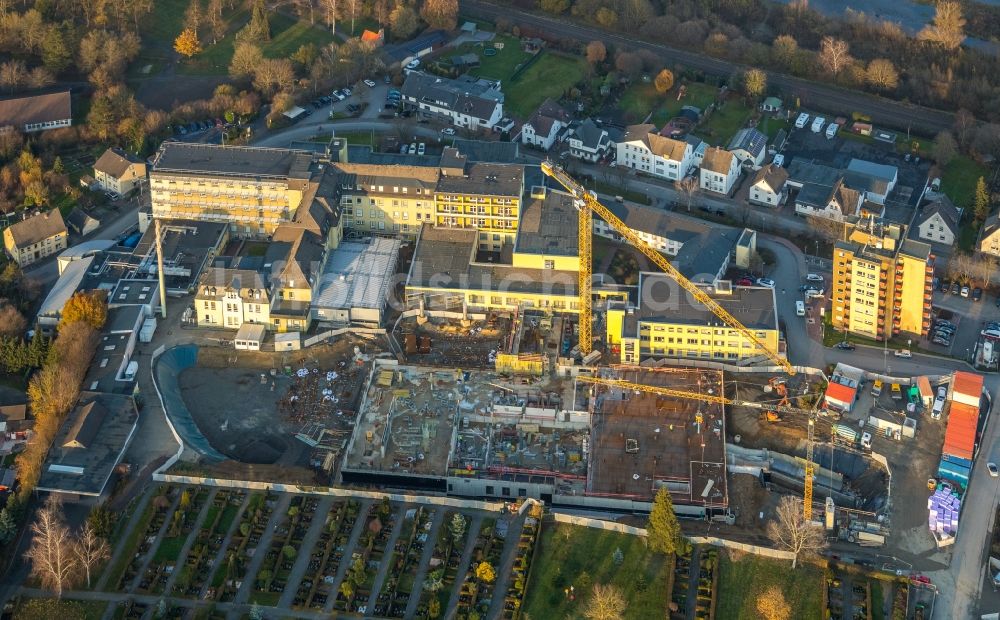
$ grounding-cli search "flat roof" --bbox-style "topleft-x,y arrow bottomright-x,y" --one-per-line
36,256 -> 94,320
37,392 -> 138,496
152,143 -> 313,180
632,274 -> 777,331
110,279 -> 158,307
436,162 -> 523,197
314,238 -> 401,311
235,322 -> 266,342
409,226 -> 580,297
513,189 -> 579,257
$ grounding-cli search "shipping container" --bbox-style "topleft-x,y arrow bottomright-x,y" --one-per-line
952,371 -> 984,408
834,423 -> 859,443
941,453 -> 973,469
943,401 -> 979,460
938,459 -> 970,485
916,376 -> 934,407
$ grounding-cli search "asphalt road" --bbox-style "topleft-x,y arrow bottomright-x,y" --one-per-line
461,0 -> 956,135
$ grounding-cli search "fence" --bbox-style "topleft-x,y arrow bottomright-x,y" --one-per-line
149,473 -> 510,513
550,513 -> 795,561
150,344 -> 185,479
303,326 -> 385,348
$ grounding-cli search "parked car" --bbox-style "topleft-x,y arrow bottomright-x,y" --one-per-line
951,282 -> 961,295
418,143 -> 426,155
755,278 -> 775,288
990,462 -> 999,478
961,285 -> 970,298
937,386 -> 947,400
932,337 -> 951,346
332,90 -> 346,100
835,342 -> 856,351
408,142 -> 417,154
973,287 -> 983,301
738,277 -> 754,286
825,122 -> 839,139
795,113 -> 810,129
805,273 -> 824,282
804,288 -> 824,298
935,319 -> 955,329
363,78 -> 376,87
893,349 -> 913,358
939,279 -> 950,293
342,87 -> 352,96
811,116 -> 826,132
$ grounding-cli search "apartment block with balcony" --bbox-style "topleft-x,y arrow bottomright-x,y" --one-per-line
831,221 -> 933,341
149,143 -> 313,237
336,162 -> 439,238
434,152 -> 524,252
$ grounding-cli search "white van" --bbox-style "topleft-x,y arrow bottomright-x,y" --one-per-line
795,112 -> 810,129
825,122 -> 839,139
811,116 -> 826,133
795,300 -> 806,316
932,396 -> 945,419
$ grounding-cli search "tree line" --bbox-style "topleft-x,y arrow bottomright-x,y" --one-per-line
518,0 -> 1000,126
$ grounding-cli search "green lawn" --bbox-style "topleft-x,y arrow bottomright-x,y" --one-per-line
505,53 -> 587,118
329,130 -> 376,147
14,598 -> 108,620
618,80 -> 744,139
445,35 -> 532,84
716,552 -> 824,619
941,155 -> 989,209
695,96 -> 752,145
758,116 -> 789,140
140,0 -> 188,46
618,83 -> 664,125
261,13 -> 336,59
153,534 -> 187,563
522,523 -> 671,619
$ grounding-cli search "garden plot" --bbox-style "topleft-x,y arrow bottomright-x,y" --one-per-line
455,517 -> 505,618
246,495 -> 318,606
333,499 -> 399,613
416,511 -> 474,619
372,506 -> 436,617
304,499 -> 362,609
113,486 -> 181,593
170,490 -> 246,598
209,492 -> 277,602
141,488 -> 211,595
499,503 -> 542,619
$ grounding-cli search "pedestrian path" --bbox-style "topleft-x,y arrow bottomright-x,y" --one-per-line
235,494 -> 292,605
278,496 -> 335,608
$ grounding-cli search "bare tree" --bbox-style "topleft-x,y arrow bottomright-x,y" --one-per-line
932,130 -> 958,166
206,0 -> 226,44
586,41 -> 606,65
948,252 -> 977,284
807,215 -> 846,244
766,495 -> 827,569
918,1 -> 966,50
73,522 -> 109,589
0,60 -> 26,94
676,177 -> 698,211
0,303 -> 27,337
865,58 -> 898,91
320,0 -> 337,34
818,36 -> 851,76
26,496 -> 79,598
583,583 -> 628,620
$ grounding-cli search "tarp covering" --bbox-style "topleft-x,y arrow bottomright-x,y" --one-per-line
942,401 -> 978,460
153,345 -> 227,462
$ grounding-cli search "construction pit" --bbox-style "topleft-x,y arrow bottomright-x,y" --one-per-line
176,337 -> 380,480
396,314 -> 510,369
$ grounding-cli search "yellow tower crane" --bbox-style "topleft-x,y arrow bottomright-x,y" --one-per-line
576,374 -> 821,519
540,161 -> 795,375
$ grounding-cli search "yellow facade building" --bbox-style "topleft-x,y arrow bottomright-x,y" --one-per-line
831,221 -> 933,340
150,143 -> 313,237
607,275 -> 780,364
434,153 -> 524,252
195,268 -> 272,329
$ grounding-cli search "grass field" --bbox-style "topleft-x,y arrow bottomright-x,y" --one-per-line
716,551 -> 824,619
445,35 -> 532,84
505,53 -> 587,118
618,81 -> 748,143
153,534 -> 186,563
941,155 -> 988,209
522,523 -> 670,619
14,598 -> 108,619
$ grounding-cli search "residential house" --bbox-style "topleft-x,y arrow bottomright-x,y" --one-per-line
360,29 -> 384,46
616,124 -> 693,181
794,179 -> 862,221
0,91 -> 71,133
761,97 -> 783,113
748,164 -> 789,207
94,147 -> 147,196
3,210 -> 68,267
699,147 -> 739,195
846,159 -> 897,202
981,213 -> 1000,258
520,99 -> 568,151
566,119 -> 611,162
65,207 -> 100,236
915,197 -> 960,247
400,72 -> 504,130
195,268 -> 272,329
727,128 -> 768,169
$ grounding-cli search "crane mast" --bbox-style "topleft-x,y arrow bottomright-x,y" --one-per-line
540,161 -> 795,376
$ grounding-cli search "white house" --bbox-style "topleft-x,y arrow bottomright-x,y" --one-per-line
0,91 -> 71,134
794,180 -> 862,221
916,197 -> 960,247
616,124 -> 693,182
520,99 -> 568,151
566,119 -> 611,162
748,164 -> 789,207
727,128 -> 768,169
94,147 -> 147,196
400,72 -> 504,130
981,213 -> 1000,258
699,147 -> 740,195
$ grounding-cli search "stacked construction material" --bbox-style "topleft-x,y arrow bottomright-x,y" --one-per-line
927,484 -> 962,542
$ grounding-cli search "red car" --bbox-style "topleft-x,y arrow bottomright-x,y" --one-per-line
737,277 -> 754,286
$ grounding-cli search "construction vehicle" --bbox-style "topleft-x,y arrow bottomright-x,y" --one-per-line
576,372 -> 822,518
540,161 -> 795,375
766,377 -> 790,407
760,411 -> 782,423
